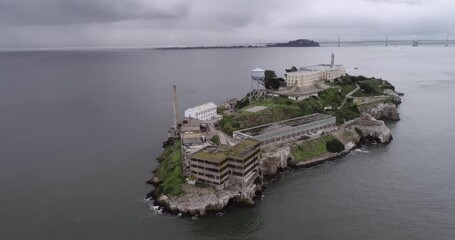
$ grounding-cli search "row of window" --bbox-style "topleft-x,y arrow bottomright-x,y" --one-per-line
195,109 -> 216,117
192,158 -> 227,166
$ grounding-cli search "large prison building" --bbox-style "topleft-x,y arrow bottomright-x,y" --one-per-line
233,113 -> 336,145
188,139 -> 260,189
285,53 -> 346,87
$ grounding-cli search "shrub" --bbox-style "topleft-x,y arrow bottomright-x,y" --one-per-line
210,135 -> 220,145
334,102 -> 360,124
236,97 -> 250,110
326,139 -> 345,153
157,141 -> 184,195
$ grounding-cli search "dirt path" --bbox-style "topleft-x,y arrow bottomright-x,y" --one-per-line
338,84 -> 360,110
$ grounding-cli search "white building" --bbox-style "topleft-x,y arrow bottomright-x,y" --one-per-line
286,53 -> 346,87
184,102 -> 217,120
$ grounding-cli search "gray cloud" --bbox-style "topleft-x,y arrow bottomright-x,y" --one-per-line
0,0 -> 190,25
0,0 -> 454,48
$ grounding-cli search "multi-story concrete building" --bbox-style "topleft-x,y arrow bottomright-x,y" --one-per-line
286,54 -> 346,87
184,102 -> 217,120
188,139 -> 260,189
233,113 -> 336,145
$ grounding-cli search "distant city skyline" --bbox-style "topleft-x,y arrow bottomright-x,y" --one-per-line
0,0 -> 454,49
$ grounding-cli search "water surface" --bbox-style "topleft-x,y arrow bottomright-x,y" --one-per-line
0,46 -> 454,239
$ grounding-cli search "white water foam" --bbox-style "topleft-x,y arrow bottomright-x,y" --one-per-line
354,148 -> 370,153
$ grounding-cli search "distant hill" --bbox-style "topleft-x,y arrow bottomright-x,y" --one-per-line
267,39 -> 320,47
154,39 -> 319,50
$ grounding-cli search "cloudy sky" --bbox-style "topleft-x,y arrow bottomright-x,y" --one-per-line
0,0 -> 453,48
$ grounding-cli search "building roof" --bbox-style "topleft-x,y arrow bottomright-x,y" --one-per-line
236,113 -> 335,137
190,145 -> 229,163
189,139 -> 260,163
229,139 -> 260,160
186,102 -> 217,114
299,64 -> 345,72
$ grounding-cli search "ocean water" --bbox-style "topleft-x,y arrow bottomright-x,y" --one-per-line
0,45 -> 454,239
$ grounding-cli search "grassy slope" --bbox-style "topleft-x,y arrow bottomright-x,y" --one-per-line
220,97 -> 304,134
290,135 -> 334,162
156,140 -> 184,196
220,75 -> 394,134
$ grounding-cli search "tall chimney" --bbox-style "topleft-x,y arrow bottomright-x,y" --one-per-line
331,52 -> 335,68
172,85 -> 178,129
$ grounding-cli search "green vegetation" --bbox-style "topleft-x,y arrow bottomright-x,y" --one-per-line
334,102 -> 361,124
326,139 -> 345,153
210,135 -> 220,145
229,139 -> 259,159
285,66 -> 298,73
192,149 -> 228,163
354,80 -> 383,97
156,140 -> 184,196
290,135 -> 333,162
264,70 -> 285,90
218,74 -> 396,133
318,88 -> 344,108
297,97 -> 324,115
220,97 -> 304,134
235,97 -> 250,110
217,106 -> 227,114
340,84 -> 357,97
334,74 -> 395,97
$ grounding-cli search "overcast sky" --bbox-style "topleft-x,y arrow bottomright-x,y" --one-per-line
0,0 -> 454,48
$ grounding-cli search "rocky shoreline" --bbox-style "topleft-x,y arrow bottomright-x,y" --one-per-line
147,95 -> 401,217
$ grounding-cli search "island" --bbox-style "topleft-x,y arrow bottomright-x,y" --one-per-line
146,54 -> 402,217
154,39 -> 320,50
266,39 -> 320,47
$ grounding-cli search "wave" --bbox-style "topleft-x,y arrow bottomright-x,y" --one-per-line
354,148 -> 370,153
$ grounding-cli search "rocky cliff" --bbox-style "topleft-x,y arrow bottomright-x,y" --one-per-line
260,146 -> 289,176
383,89 -> 402,104
366,102 -> 400,121
148,183 -> 260,217
344,113 -> 393,144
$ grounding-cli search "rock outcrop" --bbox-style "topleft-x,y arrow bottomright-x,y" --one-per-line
260,146 -> 289,176
331,128 -> 362,150
149,184 -> 259,216
383,89 -> 402,104
146,176 -> 161,185
367,102 -> 400,121
344,113 -> 393,144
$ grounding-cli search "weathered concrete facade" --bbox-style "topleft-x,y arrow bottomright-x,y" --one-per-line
188,140 -> 260,189
286,64 -> 346,87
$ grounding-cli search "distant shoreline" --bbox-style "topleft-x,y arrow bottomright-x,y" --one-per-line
155,39 -> 320,50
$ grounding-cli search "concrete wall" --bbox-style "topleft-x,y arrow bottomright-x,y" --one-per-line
286,67 -> 346,87
353,95 -> 392,106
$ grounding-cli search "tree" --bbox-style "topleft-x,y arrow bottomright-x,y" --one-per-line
264,70 -> 277,81
326,139 -> 345,153
264,70 -> 279,90
285,66 -> 298,72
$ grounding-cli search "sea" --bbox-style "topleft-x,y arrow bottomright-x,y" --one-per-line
0,44 -> 454,239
